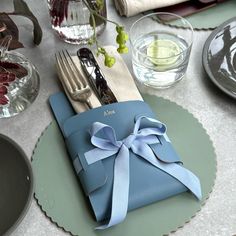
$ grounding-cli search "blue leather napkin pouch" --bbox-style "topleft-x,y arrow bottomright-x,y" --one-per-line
49,92 -> 201,229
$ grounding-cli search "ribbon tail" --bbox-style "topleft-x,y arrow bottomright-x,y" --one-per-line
148,156 -> 202,200
133,143 -> 202,200
96,145 -> 130,229
165,164 -> 202,200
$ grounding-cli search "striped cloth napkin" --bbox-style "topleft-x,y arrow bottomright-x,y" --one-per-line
114,0 -> 189,17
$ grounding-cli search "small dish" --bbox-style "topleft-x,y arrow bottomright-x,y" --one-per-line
203,17 -> 236,99
0,134 -> 34,235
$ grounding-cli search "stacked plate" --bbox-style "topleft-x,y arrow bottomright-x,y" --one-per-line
0,134 -> 33,235
203,17 -> 236,99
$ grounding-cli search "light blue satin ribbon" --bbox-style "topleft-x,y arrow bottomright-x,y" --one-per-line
84,116 -> 202,229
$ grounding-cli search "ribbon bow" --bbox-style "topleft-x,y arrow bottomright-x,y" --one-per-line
84,116 -> 202,229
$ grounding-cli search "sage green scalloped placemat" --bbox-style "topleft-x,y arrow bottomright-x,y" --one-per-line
184,0 -> 236,30
155,0 -> 236,30
32,95 -> 216,236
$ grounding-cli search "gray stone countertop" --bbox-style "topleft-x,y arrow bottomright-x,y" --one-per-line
0,0 -> 236,235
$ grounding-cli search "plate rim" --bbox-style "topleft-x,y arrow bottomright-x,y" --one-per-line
0,133 -> 34,236
202,16 -> 236,99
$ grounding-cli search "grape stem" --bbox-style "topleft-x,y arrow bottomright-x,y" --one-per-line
82,0 -> 119,26
82,0 -> 117,57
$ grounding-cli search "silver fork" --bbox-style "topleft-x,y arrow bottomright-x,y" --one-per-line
55,49 -> 93,109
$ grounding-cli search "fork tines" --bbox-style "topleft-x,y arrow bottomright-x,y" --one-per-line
55,49 -> 92,108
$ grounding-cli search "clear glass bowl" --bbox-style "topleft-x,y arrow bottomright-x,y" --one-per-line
0,51 -> 40,118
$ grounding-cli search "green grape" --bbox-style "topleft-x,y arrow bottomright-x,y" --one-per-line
116,26 -> 123,33
117,44 -> 128,54
104,54 -> 116,67
98,47 -> 116,67
116,32 -> 128,44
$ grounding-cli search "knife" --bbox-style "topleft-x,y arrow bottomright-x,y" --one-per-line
77,48 -> 118,105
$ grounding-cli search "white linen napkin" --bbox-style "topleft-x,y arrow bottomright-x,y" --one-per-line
114,0 -> 189,17
68,46 -> 143,113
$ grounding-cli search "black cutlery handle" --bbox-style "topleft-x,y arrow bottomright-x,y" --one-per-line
77,48 -> 117,105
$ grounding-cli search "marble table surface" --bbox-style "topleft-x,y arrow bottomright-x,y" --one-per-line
0,0 -> 236,235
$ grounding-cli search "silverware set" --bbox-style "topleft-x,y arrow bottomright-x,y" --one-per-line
77,48 -> 118,105
55,49 -> 93,109
55,48 -> 117,110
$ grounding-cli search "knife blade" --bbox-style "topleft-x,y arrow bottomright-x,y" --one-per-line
77,48 -> 118,105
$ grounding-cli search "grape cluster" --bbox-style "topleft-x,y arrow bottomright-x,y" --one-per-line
116,26 -> 129,54
104,54 -> 116,68
85,0 -> 129,67
97,25 -> 128,67
98,47 -> 116,68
